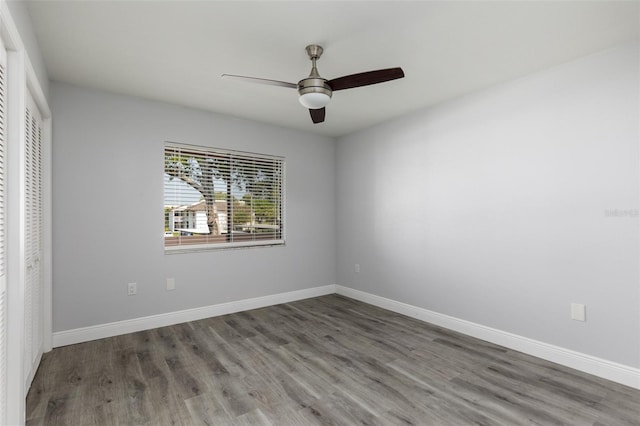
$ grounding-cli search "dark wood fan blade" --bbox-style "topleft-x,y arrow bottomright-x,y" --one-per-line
221,74 -> 297,89
328,67 -> 404,91
309,108 -> 325,124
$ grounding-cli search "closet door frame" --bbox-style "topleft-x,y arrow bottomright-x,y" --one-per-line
0,26 -> 7,426
1,2 -> 52,425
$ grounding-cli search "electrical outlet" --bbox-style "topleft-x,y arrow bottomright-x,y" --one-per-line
166,278 -> 175,291
355,264 -> 360,273
571,303 -> 586,321
128,282 -> 137,296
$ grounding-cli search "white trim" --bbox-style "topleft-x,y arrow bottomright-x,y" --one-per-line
42,115 -> 52,352
165,239 -> 285,254
335,285 -> 640,390
0,3 -> 52,424
4,27 -> 28,426
53,285 -> 336,347
52,283 -> 640,390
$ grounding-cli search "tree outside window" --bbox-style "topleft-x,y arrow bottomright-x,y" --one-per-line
164,143 -> 284,251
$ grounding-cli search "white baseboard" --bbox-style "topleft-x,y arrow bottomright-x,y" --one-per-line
335,285 -> 640,390
52,283 -> 639,390
52,284 -> 336,348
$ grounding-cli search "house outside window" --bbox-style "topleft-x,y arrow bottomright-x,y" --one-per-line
164,142 -> 284,252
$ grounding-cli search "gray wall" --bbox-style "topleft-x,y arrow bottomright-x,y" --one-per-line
51,82 -> 336,332
52,43 -> 639,369
336,43 -> 639,368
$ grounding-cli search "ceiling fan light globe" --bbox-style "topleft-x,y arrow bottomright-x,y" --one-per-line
299,92 -> 331,109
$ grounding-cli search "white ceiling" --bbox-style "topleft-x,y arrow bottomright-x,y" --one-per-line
26,1 -> 639,138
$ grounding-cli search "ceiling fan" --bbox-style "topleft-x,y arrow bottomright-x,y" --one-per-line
222,45 -> 405,124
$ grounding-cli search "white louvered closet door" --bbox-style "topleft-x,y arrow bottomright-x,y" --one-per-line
24,88 -> 44,385
0,35 -> 7,426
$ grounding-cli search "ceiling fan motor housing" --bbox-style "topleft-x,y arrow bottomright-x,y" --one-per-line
298,77 -> 332,98
298,44 -> 332,109
298,78 -> 332,109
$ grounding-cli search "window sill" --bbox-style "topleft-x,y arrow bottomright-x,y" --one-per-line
164,239 -> 285,254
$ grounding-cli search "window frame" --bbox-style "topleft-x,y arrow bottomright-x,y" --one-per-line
163,142 -> 285,253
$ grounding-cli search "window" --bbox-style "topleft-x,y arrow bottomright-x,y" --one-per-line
164,142 -> 284,252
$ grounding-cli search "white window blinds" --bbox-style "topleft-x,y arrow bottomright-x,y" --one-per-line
164,143 -> 284,251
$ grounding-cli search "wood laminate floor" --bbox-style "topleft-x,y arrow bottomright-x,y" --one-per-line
26,295 -> 640,425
